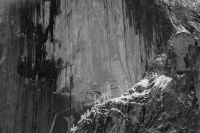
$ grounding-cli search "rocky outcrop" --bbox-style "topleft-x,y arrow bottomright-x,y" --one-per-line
71,54 -> 199,133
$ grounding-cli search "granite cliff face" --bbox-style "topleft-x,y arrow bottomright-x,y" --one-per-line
0,0 -> 200,133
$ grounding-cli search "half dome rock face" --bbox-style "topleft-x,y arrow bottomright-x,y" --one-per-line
1,0 -> 200,133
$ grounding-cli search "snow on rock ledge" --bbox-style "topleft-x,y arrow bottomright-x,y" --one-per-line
71,54 -> 199,133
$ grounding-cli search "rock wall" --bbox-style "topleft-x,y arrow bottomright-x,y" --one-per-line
0,0 -> 174,133
50,0 -> 149,109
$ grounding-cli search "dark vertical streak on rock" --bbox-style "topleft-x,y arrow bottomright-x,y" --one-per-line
124,0 -> 173,54
122,0 -> 132,83
0,0 -> 61,133
16,0 -> 61,80
49,0 -> 60,42
21,84 -> 27,133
